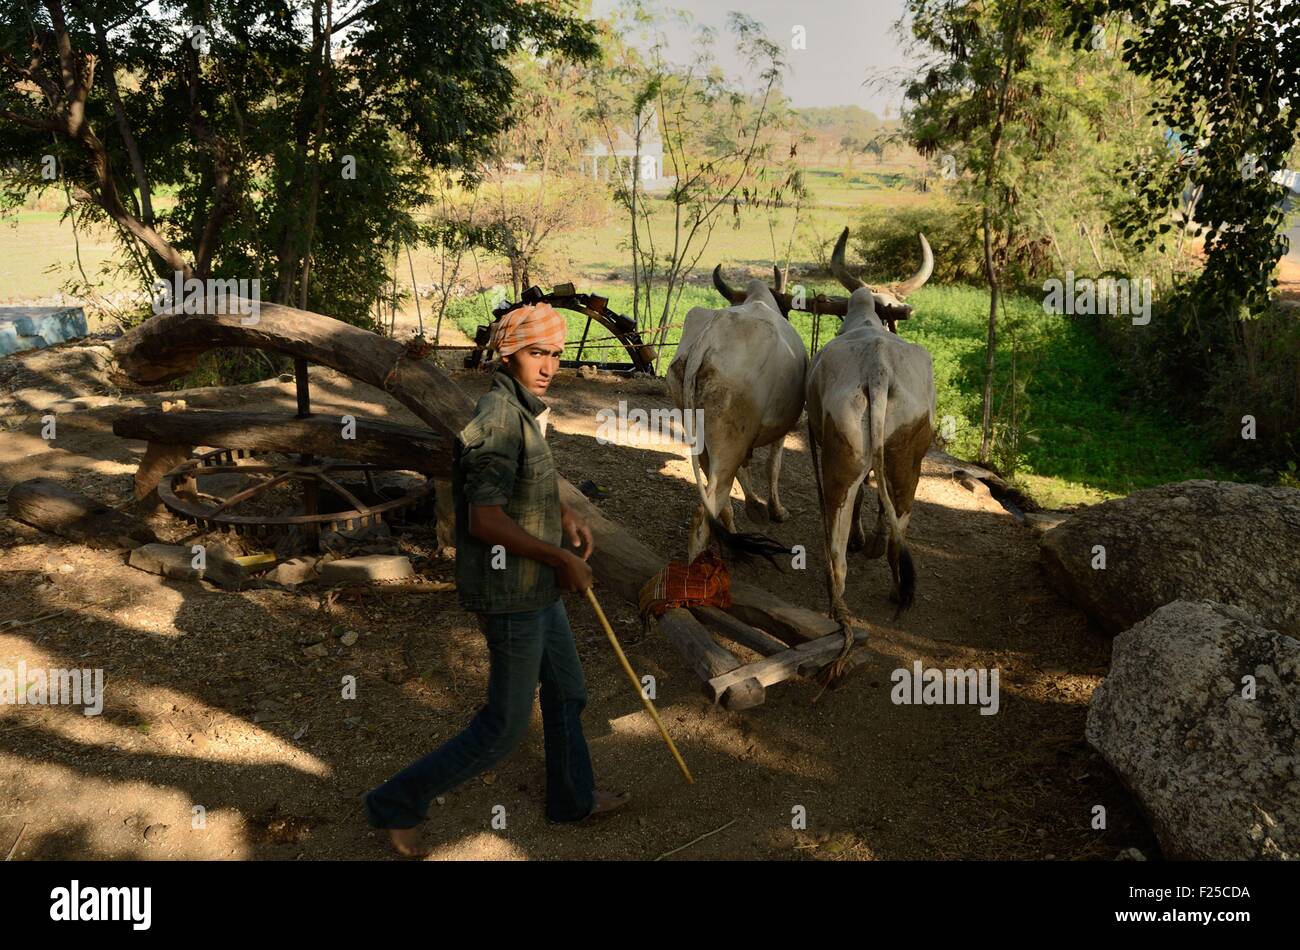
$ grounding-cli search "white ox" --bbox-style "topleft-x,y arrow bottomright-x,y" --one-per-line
806,228 -> 935,623
668,269 -> 808,561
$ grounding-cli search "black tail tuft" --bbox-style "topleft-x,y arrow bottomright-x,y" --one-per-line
708,513 -> 788,571
897,545 -> 916,609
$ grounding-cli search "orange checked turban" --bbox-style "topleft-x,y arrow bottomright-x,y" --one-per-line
488,303 -> 567,357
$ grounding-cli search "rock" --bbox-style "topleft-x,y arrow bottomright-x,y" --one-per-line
956,474 -> 991,499
265,556 -> 321,587
319,554 -> 414,585
578,365 -> 599,379
1114,847 -> 1148,861
128,542 -> 247,589
1086,600 -> 1299,860
1040,481 -> 1300,637
0,306 -> 87,356
43,555 -> 76,575
1023,511 -> 1068,535
339,630 -> 360,647
301,643 -> 330,659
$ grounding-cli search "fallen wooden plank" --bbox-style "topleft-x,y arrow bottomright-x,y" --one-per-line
720,585 -> 842,646
704,627 -> 869,705
692,606 -> 789,656
655,608 -> 742,682
5,478 -> 157,549
113,408 -> 451,476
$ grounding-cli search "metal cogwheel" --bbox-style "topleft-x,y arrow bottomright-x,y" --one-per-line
156,446 -> 435,538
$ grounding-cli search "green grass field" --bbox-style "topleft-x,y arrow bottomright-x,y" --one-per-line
2,162 -> 1235,508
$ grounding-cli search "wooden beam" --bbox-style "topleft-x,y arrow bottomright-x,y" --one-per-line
5,478 -> 157,549
692,606 -> 789,656
656,608 -> 742,682
722,585 -> 842,645
113,408 -> 451,475
703,628 -> 869,705
133,441 -> 194,500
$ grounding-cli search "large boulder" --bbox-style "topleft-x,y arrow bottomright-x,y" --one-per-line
1086,600 -> 1299,860
1040,480 -> 1300,637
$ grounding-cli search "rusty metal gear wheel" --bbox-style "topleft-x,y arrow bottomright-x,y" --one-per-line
156,446 -> 434,538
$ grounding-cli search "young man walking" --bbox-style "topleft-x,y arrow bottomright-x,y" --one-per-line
364,302 -> 630,857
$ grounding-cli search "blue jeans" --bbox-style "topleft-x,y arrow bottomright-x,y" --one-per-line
364,598 -> 596,827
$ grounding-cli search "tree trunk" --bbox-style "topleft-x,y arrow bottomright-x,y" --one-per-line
978,0 -> 1024,465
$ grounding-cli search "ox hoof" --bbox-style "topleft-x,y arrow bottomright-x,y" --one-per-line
743,499 -> 771,525
888,588 -> 910,606
767,502 -> 789,523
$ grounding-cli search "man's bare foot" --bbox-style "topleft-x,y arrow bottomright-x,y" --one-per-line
589,788 -> 631,817
387,826 -> 432,858
545,788 -> 631,825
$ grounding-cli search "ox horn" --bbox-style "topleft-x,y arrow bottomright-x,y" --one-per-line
830,227 -> 867,292
712,264 -> 744,304
772,265 -> 786,295
894,233 -> 933,298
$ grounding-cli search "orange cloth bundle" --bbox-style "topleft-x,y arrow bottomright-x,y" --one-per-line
488,302 -> 567,357
638,549 -> 732,620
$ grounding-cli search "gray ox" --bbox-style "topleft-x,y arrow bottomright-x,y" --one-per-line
806,228 -> 935,623
668,268 -> 808,561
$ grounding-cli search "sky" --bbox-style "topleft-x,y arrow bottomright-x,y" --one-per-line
589,0 -> 920,118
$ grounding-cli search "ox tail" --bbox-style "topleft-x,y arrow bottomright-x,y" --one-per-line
867,378 -> 915,610
684,353 -> 788,569
804,405 -> 838,617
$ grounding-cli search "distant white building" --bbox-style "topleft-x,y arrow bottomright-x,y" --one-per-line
583,109 -> 677,192
1275,168 -> 1299,212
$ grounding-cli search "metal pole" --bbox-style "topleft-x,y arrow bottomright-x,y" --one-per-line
575,311 -> 593,363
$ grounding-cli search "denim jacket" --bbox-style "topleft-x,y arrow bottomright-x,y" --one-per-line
453,366 -> 563,614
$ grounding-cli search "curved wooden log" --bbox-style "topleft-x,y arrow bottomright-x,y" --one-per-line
112,301 -> 841,652
113,408 -> 451,476
6,478 -> 157,549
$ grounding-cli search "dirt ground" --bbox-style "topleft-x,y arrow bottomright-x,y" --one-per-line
0,333 -> 1158,861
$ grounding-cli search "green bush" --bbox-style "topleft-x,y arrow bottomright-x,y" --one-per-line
847,199 -> 985,287
1085,287 -> 1300,478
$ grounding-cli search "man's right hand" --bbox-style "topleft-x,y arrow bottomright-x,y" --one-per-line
555,550 -> 594,593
